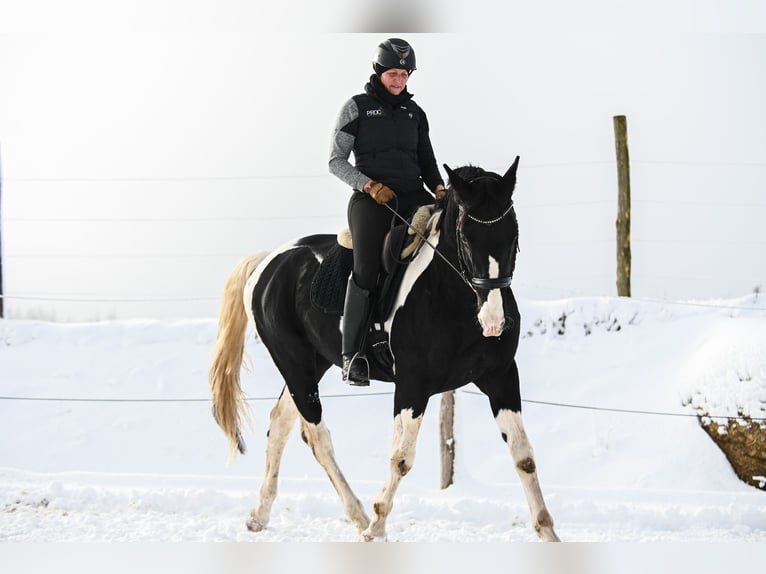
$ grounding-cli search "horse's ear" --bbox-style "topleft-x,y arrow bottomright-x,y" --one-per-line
443,164 -> 470,198
502,156 -> 520,194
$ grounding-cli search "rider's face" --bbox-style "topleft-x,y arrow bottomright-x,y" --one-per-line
380,69 -> 410,96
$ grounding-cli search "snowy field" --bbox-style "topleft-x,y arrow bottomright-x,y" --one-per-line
1,294 -> 765,551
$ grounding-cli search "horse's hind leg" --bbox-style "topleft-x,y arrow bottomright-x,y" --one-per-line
496,408 -> 560,542
299,418 -> 370,533
247,388 -> 299,532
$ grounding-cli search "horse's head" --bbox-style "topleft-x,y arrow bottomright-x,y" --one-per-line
443,156 -> 520,338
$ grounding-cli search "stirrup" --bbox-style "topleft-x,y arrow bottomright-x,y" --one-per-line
343,353 -> 370,387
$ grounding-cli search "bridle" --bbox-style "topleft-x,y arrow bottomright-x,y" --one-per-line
381,176 -> 518,295
455,175 -> 518,291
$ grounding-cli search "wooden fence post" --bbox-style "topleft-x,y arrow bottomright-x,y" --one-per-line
439,390 -> 455,489
613,115 -> 632,297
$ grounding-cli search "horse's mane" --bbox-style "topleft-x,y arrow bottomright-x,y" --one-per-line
443,164 -> 505,217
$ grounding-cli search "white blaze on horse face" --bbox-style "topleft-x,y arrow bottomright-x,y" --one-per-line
477,256 -> 505,337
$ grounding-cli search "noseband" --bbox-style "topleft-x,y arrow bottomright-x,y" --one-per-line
456,175 -> 517,291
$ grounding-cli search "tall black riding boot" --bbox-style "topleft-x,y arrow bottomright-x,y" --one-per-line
341,276 -> 372,386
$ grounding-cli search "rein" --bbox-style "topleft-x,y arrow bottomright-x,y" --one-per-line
382,187 -> 516,294
381,201 -> 478,295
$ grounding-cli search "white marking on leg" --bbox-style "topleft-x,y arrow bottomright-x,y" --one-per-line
477,257 -> 505,337
248,390 -> 299,532
363,408 -> 423,541
495,409 -> 559,541
300,420 -> 370,534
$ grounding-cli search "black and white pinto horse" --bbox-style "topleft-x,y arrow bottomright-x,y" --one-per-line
209,157 -> 559,541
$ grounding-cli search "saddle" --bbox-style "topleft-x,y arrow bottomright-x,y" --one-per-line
310,204 -> 435,317
309,205 -> 436,375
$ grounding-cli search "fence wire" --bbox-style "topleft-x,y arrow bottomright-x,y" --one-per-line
1,390 -> 763,423
1,291 -> 764,311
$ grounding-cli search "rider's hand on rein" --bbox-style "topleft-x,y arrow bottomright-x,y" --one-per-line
434,186 -> 447,209
364,180 -> 397,204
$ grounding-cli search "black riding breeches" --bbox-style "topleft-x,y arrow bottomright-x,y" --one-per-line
347,191 -> 396,291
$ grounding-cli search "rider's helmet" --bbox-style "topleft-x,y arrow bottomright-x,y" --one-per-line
372,38 -> 416,76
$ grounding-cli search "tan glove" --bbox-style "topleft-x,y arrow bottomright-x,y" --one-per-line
364,180 -> 397,204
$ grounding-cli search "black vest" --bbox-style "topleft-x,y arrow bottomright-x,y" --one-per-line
351,93 -> 432,211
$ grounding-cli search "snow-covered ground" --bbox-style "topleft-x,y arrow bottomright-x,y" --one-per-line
1,295 -> 765,546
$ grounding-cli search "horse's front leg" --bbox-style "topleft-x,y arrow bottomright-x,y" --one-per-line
496,408 -> 560,542
362,407 -> 424,541
479,361 -> 560,542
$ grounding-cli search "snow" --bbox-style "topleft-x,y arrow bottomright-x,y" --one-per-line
1,295 -> 765,549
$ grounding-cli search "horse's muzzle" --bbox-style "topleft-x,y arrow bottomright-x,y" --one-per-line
477,290 -> 508,337
482,322 -> 504,337
478,311 -> 507,338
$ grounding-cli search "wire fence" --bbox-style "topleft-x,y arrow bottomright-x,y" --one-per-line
4,158 -> 766,183
1,291 -> 764,312
0,389 -> 763,423
0,293 -> 219,302
1,159 -> 764,314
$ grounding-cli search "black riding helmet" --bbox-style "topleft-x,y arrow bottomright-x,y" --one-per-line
372,38 -> 416,76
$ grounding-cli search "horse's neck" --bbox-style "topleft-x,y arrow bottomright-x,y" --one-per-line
435,213 -> 461,269
427,223 -> 475,307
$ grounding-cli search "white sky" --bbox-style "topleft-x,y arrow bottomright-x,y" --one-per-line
1,1 -> 765,319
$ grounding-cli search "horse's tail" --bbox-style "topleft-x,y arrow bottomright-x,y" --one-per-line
209,251 -> 268,461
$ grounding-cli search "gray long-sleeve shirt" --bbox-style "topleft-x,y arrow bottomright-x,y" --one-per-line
328,97 -> 370,192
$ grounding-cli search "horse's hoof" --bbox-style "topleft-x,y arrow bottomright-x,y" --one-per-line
360,529 -> 386,542
539,528 -> 561,542
246,517 -> 266,532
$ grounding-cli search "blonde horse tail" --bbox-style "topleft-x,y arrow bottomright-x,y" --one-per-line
209,252 -> 268,461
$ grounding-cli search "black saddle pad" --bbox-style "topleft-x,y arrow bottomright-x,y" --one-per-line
310,243 -> 353,315
310,212 -> 430,317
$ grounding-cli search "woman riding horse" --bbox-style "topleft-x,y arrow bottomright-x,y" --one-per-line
209,155 -> 561,542
329,37 -> 446,386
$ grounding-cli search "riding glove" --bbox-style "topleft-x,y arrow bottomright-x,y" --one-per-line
434,187 -> 447,210
364,181 -> 397,204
